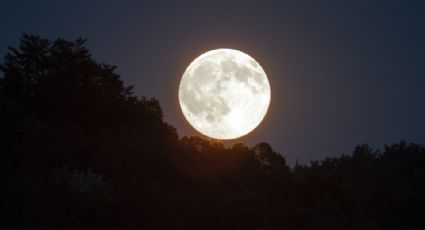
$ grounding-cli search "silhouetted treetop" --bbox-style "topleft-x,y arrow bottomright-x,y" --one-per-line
0,34 -> 163,134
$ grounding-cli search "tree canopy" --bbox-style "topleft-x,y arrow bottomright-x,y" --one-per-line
1,34 -> 424,230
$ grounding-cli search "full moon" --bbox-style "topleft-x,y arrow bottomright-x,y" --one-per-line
179,49 -> 271,139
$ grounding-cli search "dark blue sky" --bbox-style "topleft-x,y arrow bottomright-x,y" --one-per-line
1,0 -> 424,163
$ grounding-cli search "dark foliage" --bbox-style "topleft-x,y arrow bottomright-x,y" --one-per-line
1,35 -> 424,230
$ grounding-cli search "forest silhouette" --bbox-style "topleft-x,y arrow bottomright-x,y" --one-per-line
1,34 -> 424,230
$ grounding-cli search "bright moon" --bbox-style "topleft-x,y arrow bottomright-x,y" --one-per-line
179,49 -> 271,139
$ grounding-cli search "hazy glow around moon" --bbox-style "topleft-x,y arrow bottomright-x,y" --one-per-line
179,49 -> 271,139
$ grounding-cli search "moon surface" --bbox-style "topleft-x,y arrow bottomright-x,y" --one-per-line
179,49 -> 271,139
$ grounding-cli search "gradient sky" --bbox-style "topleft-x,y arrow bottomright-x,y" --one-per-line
1,0 -> 424,164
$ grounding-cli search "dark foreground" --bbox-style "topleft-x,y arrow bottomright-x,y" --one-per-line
1,35 -> 424,230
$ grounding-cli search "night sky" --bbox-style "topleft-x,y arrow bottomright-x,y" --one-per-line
1,0 -> 424,164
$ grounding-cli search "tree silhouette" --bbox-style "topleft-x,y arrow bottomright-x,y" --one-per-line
1,34 -> 424,230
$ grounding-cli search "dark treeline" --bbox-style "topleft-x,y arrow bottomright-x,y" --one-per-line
1,34 -> 424,230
